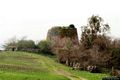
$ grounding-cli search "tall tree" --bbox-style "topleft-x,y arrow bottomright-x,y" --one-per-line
81,15 -> 110,49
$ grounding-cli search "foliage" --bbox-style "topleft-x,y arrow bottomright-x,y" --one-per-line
48,24 -> 77,38
68,24 -> 75,29
3,37 -> 17,50
93,35 -> 111,51
109,48 -> 120,69
48,27 -> 62,36
66,38 -> 73,50
3,37 -> 36,51
17,39 -> 36,51
81,15 -> 110,49
37,40 -> 52,53
60,27 -> 77,38
100,39 -> 120,70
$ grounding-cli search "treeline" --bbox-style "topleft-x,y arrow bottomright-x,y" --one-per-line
3,37 -> 52,54
79,15 -> 120,71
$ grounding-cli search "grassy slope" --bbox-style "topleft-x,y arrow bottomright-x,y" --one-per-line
0,51 -> 109,80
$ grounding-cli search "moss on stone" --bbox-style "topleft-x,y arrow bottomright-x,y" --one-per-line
48,26 -> 77,38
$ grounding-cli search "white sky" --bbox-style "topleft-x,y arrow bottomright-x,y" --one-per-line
0,0 -> 120,49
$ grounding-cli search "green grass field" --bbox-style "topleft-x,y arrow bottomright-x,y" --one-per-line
0,51 -> 109,80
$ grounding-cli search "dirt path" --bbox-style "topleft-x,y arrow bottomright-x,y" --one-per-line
54,69 -> 87,80
39,56 -> 87,80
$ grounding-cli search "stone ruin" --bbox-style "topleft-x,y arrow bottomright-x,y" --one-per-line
46,26 -> 79,53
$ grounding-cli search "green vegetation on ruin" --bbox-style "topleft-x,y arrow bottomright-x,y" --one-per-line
48,26 -> 77,38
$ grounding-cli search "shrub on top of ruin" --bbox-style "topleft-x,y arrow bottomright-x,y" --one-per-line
68,24 -> 75,29
48,24 -> 77,38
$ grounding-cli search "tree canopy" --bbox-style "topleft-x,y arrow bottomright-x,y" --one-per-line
81,15 -> 110,49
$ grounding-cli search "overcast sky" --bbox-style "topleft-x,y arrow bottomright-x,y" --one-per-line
0,0 -> 120,49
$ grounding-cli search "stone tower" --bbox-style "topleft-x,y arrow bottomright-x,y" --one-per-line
47,26 -> 79,53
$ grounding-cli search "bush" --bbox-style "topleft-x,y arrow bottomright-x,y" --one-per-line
37,40 -> 52,54
109,48 -> 120,69
48,25 -> 77,38
17,40 -> 36,51
93,35 -> 111,51
68,24 -> 75,29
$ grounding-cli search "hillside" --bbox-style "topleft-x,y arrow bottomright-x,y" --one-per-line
0,51 -> 108,80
